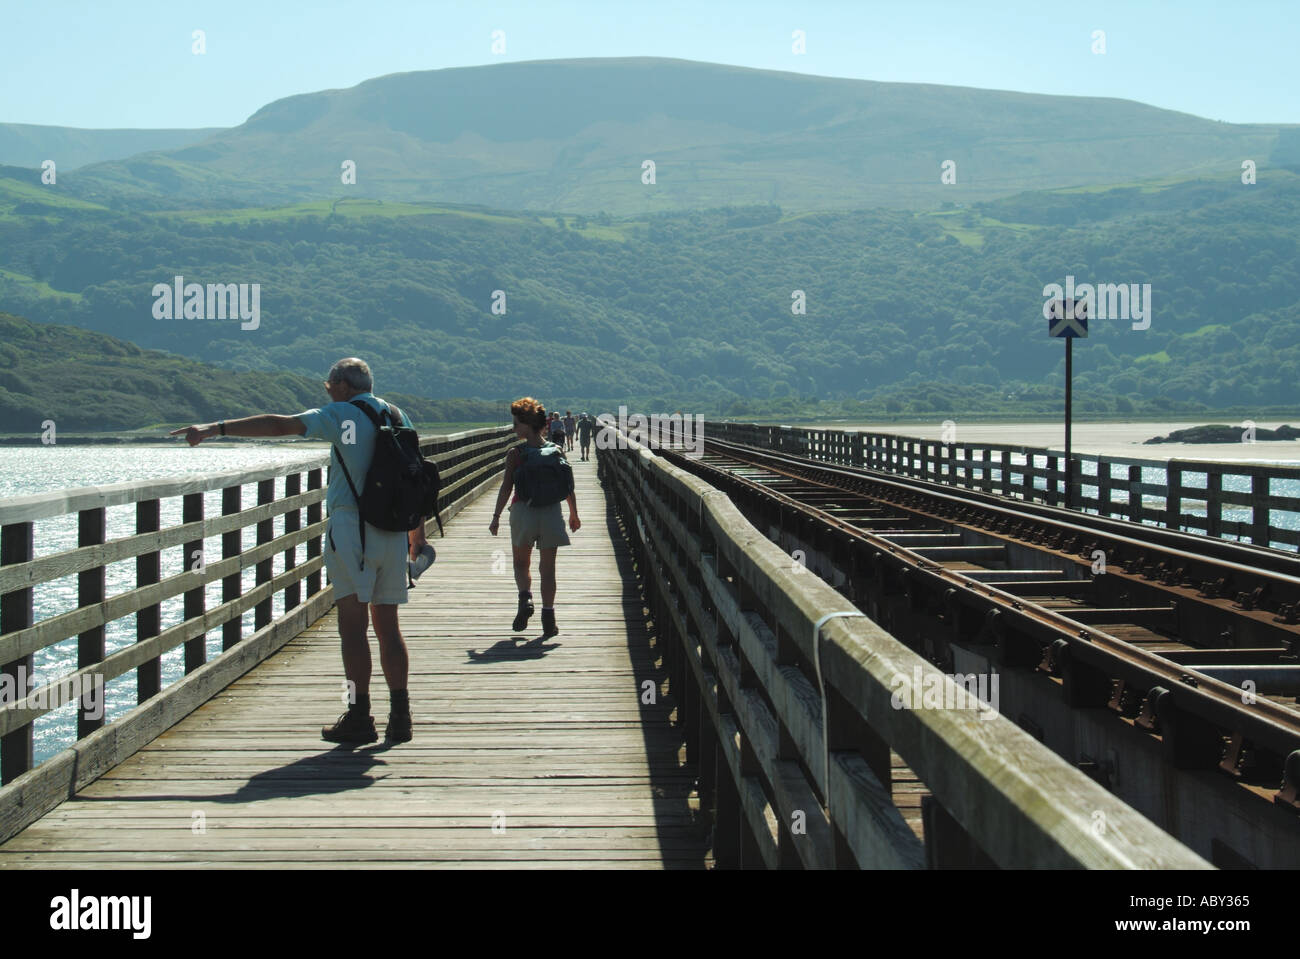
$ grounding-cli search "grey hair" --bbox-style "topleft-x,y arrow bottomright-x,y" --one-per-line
327,357 -> 373,392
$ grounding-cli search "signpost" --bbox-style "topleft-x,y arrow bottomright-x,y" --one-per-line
1048,297 -> 1088,508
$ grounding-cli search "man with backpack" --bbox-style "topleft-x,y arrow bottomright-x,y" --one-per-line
170,357 -> 432,745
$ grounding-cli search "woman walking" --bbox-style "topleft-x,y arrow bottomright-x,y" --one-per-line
488,398 -> 580,637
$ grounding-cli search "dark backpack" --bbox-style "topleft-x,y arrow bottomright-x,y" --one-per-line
515,441 -> 573,507
331,400 -> 443,570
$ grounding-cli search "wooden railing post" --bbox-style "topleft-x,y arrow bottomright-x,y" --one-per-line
183,492 -> 206,675
255,478 -> 275,630
922,795 -> 993,868
1206,469 -> 1223,539
1127,464 -> 1142,524
222,485 -> 243,650
284,473 -> 302,611
136,498 -> 162,703
1166,464 -> 1184,532
78,507 -> 107,736
1251,472 -> 1271,547
714,742 -> 740,868
306,470 -> 323,597
1,521 -> 34,784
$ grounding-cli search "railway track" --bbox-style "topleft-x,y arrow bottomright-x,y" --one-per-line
654,436 -> 1300,865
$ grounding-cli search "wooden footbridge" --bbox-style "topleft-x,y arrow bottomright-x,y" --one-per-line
0,424 -> 1217,868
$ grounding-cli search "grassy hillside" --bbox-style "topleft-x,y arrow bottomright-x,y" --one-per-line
0,313 -> 504,431
57,58 -> 1293,215
0,124 -> 225,171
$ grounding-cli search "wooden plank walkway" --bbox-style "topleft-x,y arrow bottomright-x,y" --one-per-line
0,452 -> 710,869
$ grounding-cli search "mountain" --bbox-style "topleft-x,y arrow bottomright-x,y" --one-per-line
62,58 -> 1294,214
0,313 -> 501,431
0,124 -> 226,172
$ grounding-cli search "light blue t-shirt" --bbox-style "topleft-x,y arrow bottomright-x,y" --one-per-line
295,393 -> 415,515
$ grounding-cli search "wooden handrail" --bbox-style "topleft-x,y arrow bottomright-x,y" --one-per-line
599,429 -> 1209,869
708,421 -> 1300,550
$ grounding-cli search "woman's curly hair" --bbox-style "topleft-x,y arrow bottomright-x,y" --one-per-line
510,396 -> 548,431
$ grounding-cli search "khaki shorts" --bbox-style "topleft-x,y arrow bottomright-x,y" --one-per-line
325,510 -> 410,605
509,500 -> 570,549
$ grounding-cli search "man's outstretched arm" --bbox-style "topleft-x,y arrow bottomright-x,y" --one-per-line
170,414 -> 307,446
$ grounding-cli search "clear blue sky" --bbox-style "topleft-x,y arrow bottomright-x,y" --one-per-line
2,0 -> 1294,128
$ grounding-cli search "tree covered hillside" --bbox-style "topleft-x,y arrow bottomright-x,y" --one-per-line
2,171 -> 1298,415
0,313 -> 502,431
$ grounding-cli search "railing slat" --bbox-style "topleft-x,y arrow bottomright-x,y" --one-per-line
182,492 -> 206,675
1,522 -> 34,784
255,479 -> 275,630
136,499 -> 162,703
77,507 -> 106,737
284,473 -> 302,613
222,485 -> 242,652
0,487 -> 324,595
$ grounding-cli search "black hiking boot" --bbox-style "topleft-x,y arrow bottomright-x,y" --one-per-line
512,593 -> 534,632
541,607 -> 558,638
385,708 -> 413,744
322,708 -> 377,744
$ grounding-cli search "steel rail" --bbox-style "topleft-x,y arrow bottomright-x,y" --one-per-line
703,437 -> 1300,618
659,440 -> 1300,779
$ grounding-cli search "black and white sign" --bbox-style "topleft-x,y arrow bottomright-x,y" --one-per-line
1048,298 -> 1088,338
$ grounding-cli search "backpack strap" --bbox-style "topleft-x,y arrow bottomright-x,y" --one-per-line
333,399 -> 388,571
331,440 -> 368,571
347,398 -> 388,429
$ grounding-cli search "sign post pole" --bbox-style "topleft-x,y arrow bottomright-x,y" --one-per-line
1065,336 -> 1072,509
1048,297 -> 1087,510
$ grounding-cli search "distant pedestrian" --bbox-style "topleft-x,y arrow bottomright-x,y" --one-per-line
489,398 -> 580,639
548,411 -> 566,445
577,411 -> 595,460
170,357 -> 426,745
563,410 -> 577,451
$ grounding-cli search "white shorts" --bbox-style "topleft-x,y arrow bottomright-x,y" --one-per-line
325,510 -> 410,605
508,500 -> 570,549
